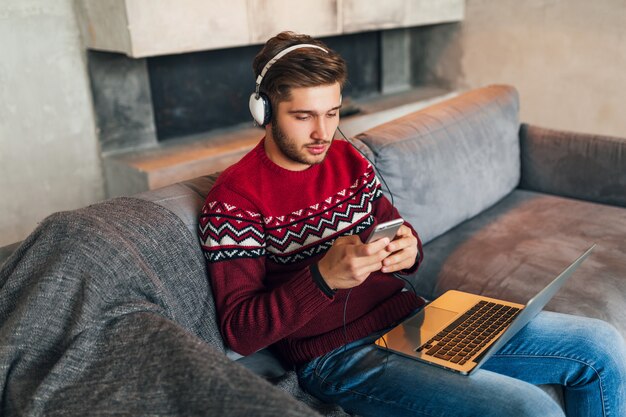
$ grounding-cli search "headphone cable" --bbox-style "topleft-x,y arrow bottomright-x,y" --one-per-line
329,125 -> 419,380
336,126 -> 396,209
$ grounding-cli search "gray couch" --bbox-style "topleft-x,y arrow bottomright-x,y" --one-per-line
1,85 -> 624,416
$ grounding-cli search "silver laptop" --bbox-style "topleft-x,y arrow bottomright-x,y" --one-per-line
375,244 -> 596,375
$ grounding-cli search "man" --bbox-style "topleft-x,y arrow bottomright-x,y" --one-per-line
199,31 -> 625,416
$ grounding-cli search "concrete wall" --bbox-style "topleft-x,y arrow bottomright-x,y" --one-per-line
1,0 -> 625,247
76,0 -> 464,57
0,0 -> 104,247
455,0 -> 626,137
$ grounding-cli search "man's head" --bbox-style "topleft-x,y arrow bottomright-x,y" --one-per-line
252,32 -> 347,123
252,32 -> 347,171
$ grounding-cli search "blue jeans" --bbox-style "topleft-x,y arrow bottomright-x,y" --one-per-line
297,311 -> 626,417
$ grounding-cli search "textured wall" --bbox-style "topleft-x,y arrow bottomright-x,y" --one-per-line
87,51 -> 157,153
0,0 -> 104,246
2,1 -> 625,247
457,0 -> 626,137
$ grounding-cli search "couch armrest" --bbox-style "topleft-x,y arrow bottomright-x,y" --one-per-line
0,241 -> 21,268
519,123 -> 626,207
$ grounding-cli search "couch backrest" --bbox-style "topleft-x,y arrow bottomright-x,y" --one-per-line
134,173 -> 220,240
352,85 -> 521,244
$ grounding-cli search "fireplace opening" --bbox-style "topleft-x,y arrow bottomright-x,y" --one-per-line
147,31 -> 380,142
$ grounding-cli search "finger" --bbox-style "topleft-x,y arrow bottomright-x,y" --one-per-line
383,242 -> 417,265
382,251 -> 416,273
397,224 -> 409,234
381,262 -> 407,274
385,235 -> 415,253
352,259 -> 386,279
383,250 -> 413,267
349,246 -> 392,275
359,237 -> 390,256
334,234 -> 362,247
382,254 -> 414,272
395,224 -> 412,237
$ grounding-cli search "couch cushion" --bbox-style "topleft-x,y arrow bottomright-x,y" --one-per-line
414,189 -> 626,338
352,85 -> 521,244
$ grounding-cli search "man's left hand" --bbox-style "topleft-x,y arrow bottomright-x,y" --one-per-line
380,225 -> 418,273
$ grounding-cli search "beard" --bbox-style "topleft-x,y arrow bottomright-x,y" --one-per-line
271,120 -> 332,167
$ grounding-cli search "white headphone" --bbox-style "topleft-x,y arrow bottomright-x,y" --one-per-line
248,44 -> 328,126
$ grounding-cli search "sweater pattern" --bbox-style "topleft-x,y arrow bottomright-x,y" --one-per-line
199,165 -> 382,265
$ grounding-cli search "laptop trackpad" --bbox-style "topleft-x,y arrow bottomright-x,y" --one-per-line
406,306 -> 459,333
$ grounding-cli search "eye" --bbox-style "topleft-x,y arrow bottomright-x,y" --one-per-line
295,114 -> 310,121
327,112 -> 338,118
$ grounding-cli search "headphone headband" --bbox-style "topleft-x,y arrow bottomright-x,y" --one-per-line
254,44 -> 328,97
249,43 -> 329,126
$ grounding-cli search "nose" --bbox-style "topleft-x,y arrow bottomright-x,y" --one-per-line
312,117 -> 332,141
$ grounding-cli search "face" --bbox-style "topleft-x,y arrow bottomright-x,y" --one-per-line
264,83 -> 342,171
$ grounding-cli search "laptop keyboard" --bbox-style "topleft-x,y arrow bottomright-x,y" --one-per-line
416,300 -> 521,365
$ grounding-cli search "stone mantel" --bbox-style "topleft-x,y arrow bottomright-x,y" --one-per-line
76,0 -> 464,58
102,86 -> 456,197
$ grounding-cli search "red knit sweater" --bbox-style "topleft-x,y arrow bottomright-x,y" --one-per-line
198,138 -> 424,365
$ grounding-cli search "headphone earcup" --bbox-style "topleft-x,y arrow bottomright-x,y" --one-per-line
249,92 -> 272,126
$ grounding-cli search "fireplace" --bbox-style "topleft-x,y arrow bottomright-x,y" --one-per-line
77,1 -> 464,196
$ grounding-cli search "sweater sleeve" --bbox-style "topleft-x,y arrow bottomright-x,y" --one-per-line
198,190 -> 333,356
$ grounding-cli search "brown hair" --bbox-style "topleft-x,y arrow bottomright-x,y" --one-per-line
252,32 -> 347,110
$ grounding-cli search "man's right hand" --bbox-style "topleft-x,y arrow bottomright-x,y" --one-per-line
316,235 -> 391,290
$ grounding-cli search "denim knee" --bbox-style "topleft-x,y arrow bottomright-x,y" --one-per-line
487,382 -> 565,417
575,319 -> 626,378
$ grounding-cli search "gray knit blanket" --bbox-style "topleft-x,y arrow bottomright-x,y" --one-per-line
0,197 -> 347,416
